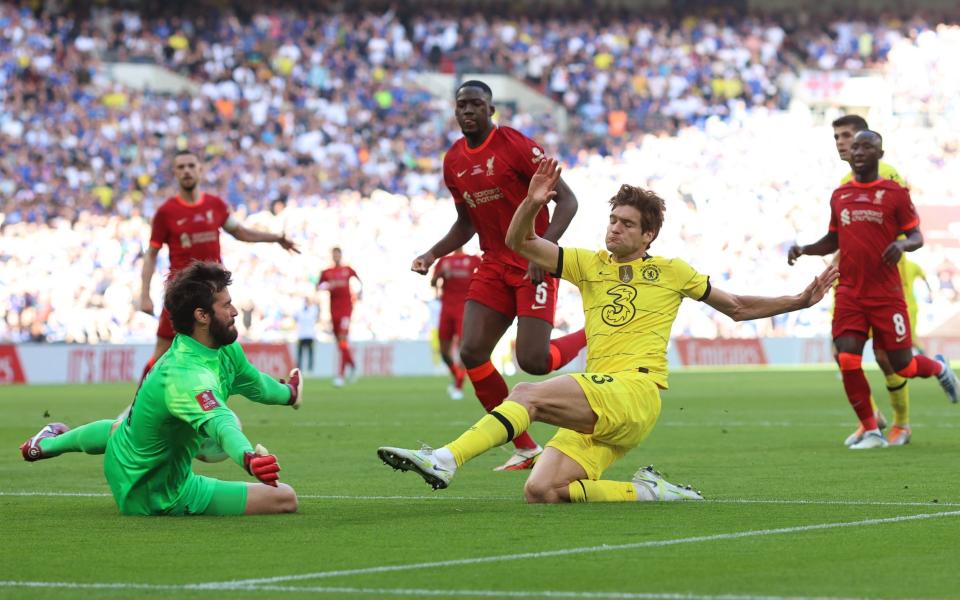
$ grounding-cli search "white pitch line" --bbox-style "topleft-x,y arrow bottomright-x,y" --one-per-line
0,581 -> 866,599
249,584 -> 866,599
202,510 -> 960,588
1,491 -> 957,507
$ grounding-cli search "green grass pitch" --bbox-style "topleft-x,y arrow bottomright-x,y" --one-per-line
2,367 -> 959,599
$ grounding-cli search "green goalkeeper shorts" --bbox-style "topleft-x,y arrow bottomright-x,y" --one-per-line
168,475 -> 248,516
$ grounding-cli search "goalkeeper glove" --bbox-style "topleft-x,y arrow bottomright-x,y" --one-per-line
280,368 -> 303,409
243,444 -> 280,487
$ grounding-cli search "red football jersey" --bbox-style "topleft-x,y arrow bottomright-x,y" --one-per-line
443,126 -> 550,270
320,266 -> 358,313
828,178 -> 920,299
433,253 -> 481,308
149,193 -> 230,276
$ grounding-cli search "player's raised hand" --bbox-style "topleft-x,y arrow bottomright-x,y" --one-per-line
279,368 -> 303,409
787,244 -> 804,266
277,234 -> 300,254
526,157 -> 562,207
244,444 -> 280,487
411,251 -> 436,275
798,265 -> 840,307
881,240 -> 905,265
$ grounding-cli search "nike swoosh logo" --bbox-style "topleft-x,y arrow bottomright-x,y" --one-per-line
530,305 -> 546,310
896,335 -> 907,343
457,169 -> 468,177
176,218 -> 188,225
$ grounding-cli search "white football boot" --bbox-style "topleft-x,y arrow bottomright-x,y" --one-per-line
632,465 -> 704,501
378,445 -> 455,490
849,430 -> 888,449
935,354 -> 958,404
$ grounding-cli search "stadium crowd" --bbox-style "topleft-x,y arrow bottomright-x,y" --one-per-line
2,4 -> 959,345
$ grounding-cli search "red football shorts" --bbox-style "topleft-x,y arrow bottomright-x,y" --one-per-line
157,307 -> 176,340
437,303 -> 465,341
833,292 -> 912,351
331,309 -> 352,339
466,260 -> 557,324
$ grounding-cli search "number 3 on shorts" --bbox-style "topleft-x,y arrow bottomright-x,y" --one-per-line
534,281 -> 548,306
892,313 -> 906,336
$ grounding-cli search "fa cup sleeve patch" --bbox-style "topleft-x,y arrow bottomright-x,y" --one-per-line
195,390 -> 220,411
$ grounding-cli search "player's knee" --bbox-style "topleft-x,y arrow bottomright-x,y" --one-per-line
523,478 -> 562,504
507,382 -> 541,419
458,345 -> 489,368
516,353 -> 550,376
275,484 -> 298,513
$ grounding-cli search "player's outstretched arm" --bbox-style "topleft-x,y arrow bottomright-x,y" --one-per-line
506,158 -> 562,273
227,345 -> 303,408
704,265 -> 839,322
787,232 -> 839,265
412,203 -> 476,274
225,222 -> 300,254
140,246 -> 159,315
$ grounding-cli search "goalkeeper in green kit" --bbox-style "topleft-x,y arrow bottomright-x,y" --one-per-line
20,262 -> 301,516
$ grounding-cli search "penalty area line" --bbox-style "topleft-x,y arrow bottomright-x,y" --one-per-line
201,510 -> 960,588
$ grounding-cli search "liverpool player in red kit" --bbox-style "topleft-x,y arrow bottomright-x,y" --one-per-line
431,248 -> 482,400
412,80 -> 586,471
140,151 -> 299,371
319,247 -> 363,387
789,130 -> 958,449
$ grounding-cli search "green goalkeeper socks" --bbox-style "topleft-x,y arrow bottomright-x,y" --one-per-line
39,419 -> 115,456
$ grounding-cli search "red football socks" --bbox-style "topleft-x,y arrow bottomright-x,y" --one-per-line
549,329 -> 587,371
466,361 -> 538,450
838,353 -> 877,430
896,355 -> 942,378
338,340 -> 354,376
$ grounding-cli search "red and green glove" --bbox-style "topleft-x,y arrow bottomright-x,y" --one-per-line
244,444 -> 280,487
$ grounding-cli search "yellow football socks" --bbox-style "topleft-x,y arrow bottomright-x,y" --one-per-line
568,479 -> 638,503
445,400 -> 530,467
885,373 -> 910,425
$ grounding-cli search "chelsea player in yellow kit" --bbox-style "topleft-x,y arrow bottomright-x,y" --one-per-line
378,158 -> 838,502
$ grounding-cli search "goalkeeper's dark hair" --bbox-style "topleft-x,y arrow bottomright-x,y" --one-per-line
831,115 -> 869,131
164,261 -> 233,335
609,185 -> 666,248
456,80 -> 493,100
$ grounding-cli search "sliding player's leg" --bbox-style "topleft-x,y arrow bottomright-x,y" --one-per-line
459,298 -> 545,463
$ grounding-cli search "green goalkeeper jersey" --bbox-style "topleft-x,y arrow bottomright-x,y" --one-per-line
104,334 -> 291,515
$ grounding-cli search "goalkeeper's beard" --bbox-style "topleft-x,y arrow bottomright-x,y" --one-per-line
210,315 -> 239,347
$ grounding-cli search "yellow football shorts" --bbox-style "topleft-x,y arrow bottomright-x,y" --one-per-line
546,372 -> 661,480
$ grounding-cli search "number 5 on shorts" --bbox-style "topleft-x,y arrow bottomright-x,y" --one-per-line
534,282 -> 548,307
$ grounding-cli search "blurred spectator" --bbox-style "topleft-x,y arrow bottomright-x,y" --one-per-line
2,5 -> 959,343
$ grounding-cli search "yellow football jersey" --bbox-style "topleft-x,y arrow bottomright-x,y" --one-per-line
558,248 -> 709,389
840,161 -> 905,186
898,258 -> 925,313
